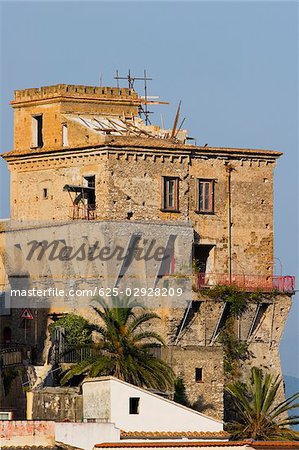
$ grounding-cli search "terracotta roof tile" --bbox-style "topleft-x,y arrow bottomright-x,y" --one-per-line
120,431 -> 230,440
94,442 -> 299,449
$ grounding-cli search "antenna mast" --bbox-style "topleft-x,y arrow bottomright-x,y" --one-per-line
114,69 -> 153,125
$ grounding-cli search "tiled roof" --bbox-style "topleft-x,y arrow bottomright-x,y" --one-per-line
1,444 -> 82,450
94,442 -> 299,449
120,431 -> 230,440
1,447 -> 61,450
251,444 -> 299,449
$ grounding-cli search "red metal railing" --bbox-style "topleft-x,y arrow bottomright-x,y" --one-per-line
196,273 -> 295,293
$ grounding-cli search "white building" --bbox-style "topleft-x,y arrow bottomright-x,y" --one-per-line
82,377 -> 223,433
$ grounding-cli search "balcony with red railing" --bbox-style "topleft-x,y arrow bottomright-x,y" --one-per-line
196,273 -> 295,293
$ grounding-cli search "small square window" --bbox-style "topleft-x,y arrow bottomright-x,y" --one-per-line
162,177 -> 179,211
129,397 -> 140,414
195,367 -> 203,382
197,179 -> 214,213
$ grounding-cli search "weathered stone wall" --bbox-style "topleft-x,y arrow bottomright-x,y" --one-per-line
240,294 -> 292,407
9,154 -> 109,221
7,149 -> 275,277
31,387 -> 83,421
164,346 -> 224,420
12,84 -> 139,152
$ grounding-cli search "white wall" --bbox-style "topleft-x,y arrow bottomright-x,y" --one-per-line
82,377 -> 223,432
55,422 -> 120,450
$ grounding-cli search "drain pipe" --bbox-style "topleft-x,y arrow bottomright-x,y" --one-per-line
226,165 -> 233,283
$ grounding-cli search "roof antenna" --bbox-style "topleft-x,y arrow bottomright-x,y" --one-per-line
99,73 -> 103,87
171,100 -> 181,139
115,70 -> 119,88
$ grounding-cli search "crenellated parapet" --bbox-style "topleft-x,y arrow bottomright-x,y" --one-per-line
12,84 -> 139,105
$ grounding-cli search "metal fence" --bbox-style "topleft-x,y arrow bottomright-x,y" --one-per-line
56,347 -> 100,363
196,273 -> 295,293
0,346 -> 25,367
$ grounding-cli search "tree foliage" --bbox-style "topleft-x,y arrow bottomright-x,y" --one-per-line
1,368 -> 19,396
204,285 -> 251,317
226,367 -> 299,441
174,377 -> 190,406
60,296 -> 175,392
49,313 -> 92,348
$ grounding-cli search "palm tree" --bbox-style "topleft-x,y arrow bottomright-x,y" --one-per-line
226,366 -> 299,441
60,296 -> 175,392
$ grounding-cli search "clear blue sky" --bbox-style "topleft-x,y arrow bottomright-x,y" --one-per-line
0,1 -> 298,377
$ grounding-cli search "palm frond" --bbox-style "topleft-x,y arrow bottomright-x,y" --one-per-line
128,312 -> 161,333
132,331 -> 166,346
60,294 -> 174,392
226,366 -> 299,441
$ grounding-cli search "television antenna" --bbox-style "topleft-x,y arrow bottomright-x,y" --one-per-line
114,69 -> 167,125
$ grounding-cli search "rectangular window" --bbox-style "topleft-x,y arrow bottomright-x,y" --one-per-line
195,367 -> 203,382
32,115 -> 43,148
162,177 -> 179,211
197,179 -> 214,213
129,397 -> 140,414
83,175 -> 96,211
62,124 -> 68,146
43,188 -> 48,199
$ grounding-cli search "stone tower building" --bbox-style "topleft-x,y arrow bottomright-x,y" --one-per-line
0,84 -> 295,420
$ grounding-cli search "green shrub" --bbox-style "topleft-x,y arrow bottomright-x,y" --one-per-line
49,313 -> 92,347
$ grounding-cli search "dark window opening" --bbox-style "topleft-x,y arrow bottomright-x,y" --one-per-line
129,397 -> 140,414
193,244 -> 214,274
32,115 -> 43,148
62,124 -> 68,146
83,176 -> 96,211
197,179 -> 214,213
162,177 -> 179,211
43,188 -> 48,199
195,367 -> 203,382
3,327 -> 12,345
